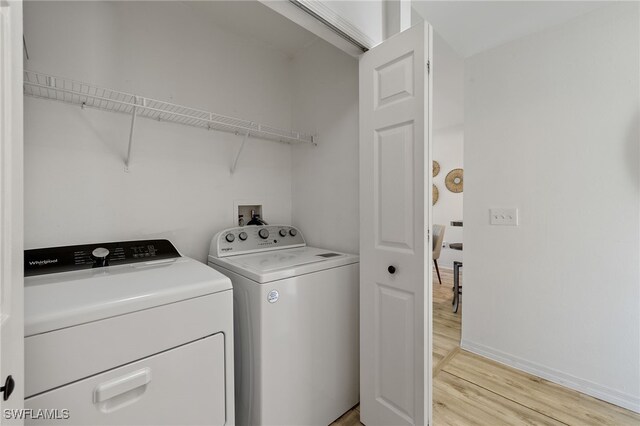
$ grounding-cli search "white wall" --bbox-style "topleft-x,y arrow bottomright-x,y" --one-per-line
463,3 -> 640,411
433,33 -> 464,130
23,1 -> 295,262
432,33 -> 464,269
432,126 -> 463,269
290,39 -> 360,254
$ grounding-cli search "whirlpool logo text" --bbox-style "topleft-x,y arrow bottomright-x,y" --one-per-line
28,259 -> 58,266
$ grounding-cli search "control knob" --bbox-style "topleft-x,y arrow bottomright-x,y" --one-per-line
289,229 -> 298,237
239,232 -> 248,241
225,233 -> 235,243
258,228 -> 269,239
279,229 -> 288,237
91,247 -> 110,268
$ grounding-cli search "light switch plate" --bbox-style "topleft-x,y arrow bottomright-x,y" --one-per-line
490,208 -> 518,226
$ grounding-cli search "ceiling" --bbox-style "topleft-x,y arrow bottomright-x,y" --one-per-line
412,1 -> 610,58
183,1 -> 612,60
183,1 -> 318,58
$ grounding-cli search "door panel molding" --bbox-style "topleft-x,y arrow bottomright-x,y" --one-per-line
374,121 -> 415,252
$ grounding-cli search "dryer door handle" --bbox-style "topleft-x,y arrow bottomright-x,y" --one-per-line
94,368 -> 152,403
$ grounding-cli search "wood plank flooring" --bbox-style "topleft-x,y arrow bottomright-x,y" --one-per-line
331,269 -> 640,425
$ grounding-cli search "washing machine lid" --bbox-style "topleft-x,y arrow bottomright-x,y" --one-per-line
25,255 -> 231,336
208,246 -> 359,283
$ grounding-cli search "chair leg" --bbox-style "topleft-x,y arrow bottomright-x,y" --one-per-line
453,261 -> 462,314
434,259 -> 442,284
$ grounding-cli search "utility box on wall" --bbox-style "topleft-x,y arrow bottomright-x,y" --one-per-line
235,203 -> 263,226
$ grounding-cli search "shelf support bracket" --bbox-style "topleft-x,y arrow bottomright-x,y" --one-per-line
230,131 -> 250,174
124,96 -> 139,172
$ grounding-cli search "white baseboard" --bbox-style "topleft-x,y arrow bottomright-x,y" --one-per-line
460,339 -> 640,414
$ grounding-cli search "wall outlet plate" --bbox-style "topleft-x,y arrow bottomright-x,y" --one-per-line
490,208 -> 518,226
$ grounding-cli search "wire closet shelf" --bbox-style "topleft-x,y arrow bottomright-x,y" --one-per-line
23,70 -> 316,146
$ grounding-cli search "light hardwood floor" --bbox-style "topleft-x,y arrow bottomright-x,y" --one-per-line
332,269 -> 640,426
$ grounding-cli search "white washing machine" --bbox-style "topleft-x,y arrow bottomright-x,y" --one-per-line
24,239 -> 234,425
208,226 -> 359,426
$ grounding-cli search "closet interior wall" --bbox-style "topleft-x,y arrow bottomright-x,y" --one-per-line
23,1 -> 297,262
290,39 -> 359,255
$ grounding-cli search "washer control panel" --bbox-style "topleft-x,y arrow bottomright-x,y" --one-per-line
212,225 -> 305,257
25,239 -> 181,277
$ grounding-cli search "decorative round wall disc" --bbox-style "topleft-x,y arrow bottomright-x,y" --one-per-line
445,168 -> 464,193
433,161 -> 440,177
433,184 -> 439,205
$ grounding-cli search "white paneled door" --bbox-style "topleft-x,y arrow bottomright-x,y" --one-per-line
0,0 -> 24,422
359,22 -> 432,426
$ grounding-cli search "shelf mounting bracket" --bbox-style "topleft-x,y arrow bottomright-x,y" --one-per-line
230,131 -> 250,174
124,96 -> 140,172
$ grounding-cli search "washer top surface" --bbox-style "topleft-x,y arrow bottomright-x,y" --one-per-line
24,240 -> 232,336
208,226 -> 358,283
209,246 -> 358,283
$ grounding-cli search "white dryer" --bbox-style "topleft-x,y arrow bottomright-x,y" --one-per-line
208,226 -> 359,426
24,239 -> 234,425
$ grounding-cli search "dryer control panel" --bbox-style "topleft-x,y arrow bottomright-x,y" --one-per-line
25,239 -> 181,276
211,225 -> 305,258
